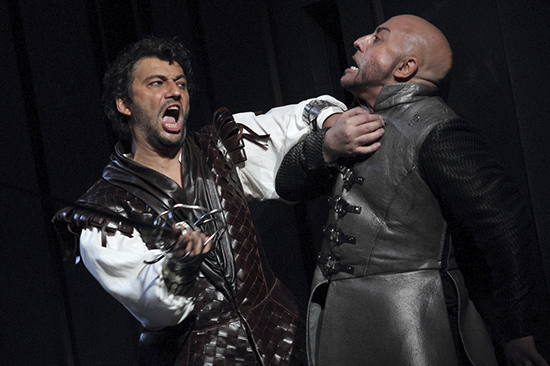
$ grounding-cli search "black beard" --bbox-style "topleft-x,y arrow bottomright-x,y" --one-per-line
132,103 -> 189,152
146,128 -> 186,151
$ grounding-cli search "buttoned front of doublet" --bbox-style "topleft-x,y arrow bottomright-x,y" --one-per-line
308,84 -> 498,366
319,113 -> 448,282
319,175 -> 362,279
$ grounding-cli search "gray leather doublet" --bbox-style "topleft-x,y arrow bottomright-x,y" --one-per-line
309,84 -> 497,366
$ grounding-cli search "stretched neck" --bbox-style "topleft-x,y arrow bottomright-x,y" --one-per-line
354,85 -> 383,111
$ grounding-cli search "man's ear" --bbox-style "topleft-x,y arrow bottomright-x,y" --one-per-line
116,97 -> 132,116
394,58 -> 418,81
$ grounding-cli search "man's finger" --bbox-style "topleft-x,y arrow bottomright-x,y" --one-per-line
202,234 -> 213,254
189,231 -> 204,256
359,119 -> 385,133
353,113 -> 384,126
349,127 -> 384,155
354,141 -> 381,155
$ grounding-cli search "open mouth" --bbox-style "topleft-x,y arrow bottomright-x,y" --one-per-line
349,56 -> 359,71
162,105 -> 181,132
164,105 -> 180,121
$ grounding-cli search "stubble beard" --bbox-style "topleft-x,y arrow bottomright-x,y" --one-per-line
132,103 -> 190,152
341,59 -> 396,95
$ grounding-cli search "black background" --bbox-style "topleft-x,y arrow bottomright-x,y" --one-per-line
1,0 -> 549,364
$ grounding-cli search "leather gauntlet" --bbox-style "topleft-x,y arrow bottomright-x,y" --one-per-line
162,254 -> 204,296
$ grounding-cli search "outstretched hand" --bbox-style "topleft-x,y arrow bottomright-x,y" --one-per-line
505,336 -> 549,366
322,107 -> 385,163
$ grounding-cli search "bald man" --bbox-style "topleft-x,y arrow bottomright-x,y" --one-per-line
276,15 -> 548,366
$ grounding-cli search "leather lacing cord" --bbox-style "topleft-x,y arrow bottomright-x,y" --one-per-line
239,123 -> 270,150
100,224 -> 108,247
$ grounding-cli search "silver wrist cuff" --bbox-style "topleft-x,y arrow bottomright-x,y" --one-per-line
302,100 -> 340,131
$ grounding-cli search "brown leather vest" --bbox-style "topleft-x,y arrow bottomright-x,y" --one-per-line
54,109 -> 305,366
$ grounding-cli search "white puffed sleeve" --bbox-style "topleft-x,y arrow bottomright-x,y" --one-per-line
234,95 -> 346,200
79,227 -> 195,330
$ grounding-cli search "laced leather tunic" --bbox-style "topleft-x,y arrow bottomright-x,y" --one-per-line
54,109 -> 306,366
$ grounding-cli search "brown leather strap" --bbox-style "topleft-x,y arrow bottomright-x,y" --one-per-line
213,107 -> 269,164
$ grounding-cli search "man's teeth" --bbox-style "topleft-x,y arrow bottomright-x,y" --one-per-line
163,106 -> 180,126
350,66 -> 358,70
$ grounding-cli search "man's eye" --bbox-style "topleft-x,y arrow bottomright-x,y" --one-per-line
373,35 -> 380,42
150,81 -> 162,86
177,82 -> 187,89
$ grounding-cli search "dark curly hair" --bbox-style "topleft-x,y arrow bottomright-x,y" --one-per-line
102,36 -> 193,142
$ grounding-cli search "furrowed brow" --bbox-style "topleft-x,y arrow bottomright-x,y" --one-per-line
143,74 -> 168,82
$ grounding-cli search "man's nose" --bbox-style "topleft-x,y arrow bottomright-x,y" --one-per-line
165,80 -> 181,99
353,34 -> 372,52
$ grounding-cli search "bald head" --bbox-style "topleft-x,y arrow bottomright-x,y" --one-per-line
387,14 -> 453,86
341,14 -> 452,106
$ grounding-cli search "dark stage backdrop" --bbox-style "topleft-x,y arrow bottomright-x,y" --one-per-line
1,0 -> 548,364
